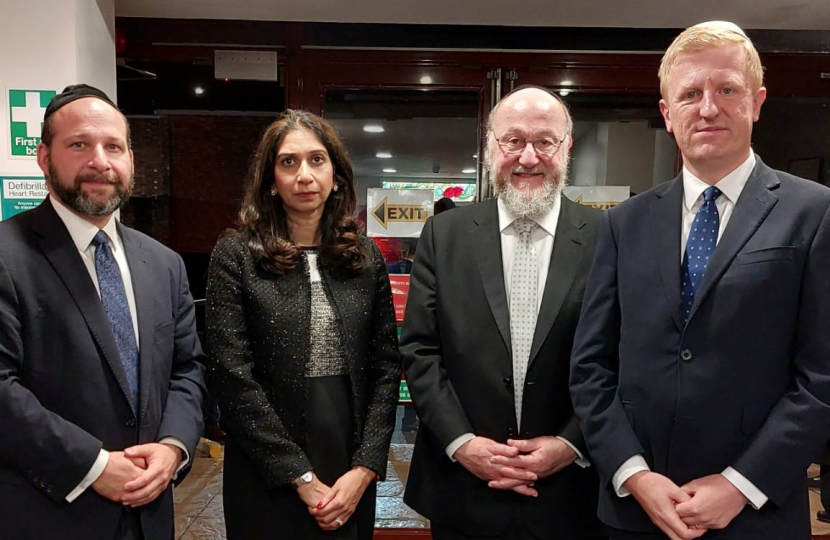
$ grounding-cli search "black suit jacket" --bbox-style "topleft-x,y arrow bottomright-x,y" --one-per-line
402,197 -> 604,539
570,157 -> 830,539
0,199 -> 206,540
205,233 -> 400,489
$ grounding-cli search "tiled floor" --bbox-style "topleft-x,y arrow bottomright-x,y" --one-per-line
174,441 -> 426,539
174,436 -> 830,539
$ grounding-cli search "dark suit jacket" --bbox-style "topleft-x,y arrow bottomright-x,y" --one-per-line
570,157 -> 830,540
0,199 -> 206,540
401,197 -> 604,539
205,233 -> 400,489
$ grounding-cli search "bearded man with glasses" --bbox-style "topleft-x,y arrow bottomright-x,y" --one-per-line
401,85 -> 605,540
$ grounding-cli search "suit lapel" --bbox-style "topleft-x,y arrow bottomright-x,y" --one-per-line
688,159 -> 779,321
32,201 -> 135,407
652,176 -> 686,332
527,197 -> 586,366
471,200 -> 512,356
120,225 -> 153,419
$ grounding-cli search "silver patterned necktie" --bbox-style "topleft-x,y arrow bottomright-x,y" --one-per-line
510,218 -> 539,430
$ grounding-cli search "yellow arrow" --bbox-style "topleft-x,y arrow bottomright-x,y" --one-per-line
371,197 -> 430,229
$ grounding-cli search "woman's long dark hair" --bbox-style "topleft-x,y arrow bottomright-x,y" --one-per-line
238,109 -> 367,275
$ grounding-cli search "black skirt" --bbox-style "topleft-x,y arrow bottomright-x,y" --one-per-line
223,375 -> 376,540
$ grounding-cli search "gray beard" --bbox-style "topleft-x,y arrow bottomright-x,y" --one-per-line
47,162 -> 132,218
493,168 -> 567,219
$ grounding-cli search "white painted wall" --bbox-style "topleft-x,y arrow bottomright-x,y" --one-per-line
0,0 -> 115,177
605,121 -> 655,195
653,129 -> 678,185
76,0 -> 118,102
570,123 -> 603,186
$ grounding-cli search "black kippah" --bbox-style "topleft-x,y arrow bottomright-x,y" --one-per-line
43,84 -> 117,120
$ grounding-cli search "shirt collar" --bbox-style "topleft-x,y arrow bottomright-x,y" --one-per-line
682,153 -> 756,211
49,196 -> 119,254
497,193 -> 561,236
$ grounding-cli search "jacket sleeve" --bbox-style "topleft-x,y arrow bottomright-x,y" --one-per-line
569,210 -> 645,486
0,252 -> 102,502
206,235 -> 312,489
351,241 -> 401,478
155,252 -> 207,466
400,217 -> 476,450
731,202 -> 830,505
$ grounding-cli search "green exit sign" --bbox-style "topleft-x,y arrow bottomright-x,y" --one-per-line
399,380 -> 411,403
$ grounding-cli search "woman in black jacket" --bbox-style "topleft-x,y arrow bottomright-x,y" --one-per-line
206,109 -> 400,539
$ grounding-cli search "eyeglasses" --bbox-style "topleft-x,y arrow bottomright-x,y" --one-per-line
493,134 -> 567,156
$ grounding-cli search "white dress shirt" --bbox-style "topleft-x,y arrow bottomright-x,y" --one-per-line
50,197 -> 189,503
612,153 -> 768,509
445,195 -> 588,468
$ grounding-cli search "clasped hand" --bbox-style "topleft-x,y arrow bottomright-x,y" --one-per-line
454,436 -> 576,497
625,472 -> 748,540
300,467 -> 376,531
91,443 -> 182,507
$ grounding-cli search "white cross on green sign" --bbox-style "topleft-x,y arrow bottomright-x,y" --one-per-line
8,89 -> 56,157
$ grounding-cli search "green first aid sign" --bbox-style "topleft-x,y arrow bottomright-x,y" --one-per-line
8,89 -> 56,157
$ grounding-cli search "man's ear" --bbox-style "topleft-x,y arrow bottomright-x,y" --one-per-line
752,87 -> 767,122
36,143 -> 50,176
659,99 -> 673,134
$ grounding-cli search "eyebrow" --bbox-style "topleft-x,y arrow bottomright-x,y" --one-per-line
277,149 -> 328,157
499,129 -> 561,138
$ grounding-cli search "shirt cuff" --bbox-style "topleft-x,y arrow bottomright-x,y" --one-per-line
445,433 -> 476,462
612,455 -> 650,497
556,436 -> 590,468
159,437 -> 190,478
721,467 -> 768,510
66,449 -> 109,503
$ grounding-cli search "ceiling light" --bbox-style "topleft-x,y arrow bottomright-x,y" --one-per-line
462,168 -> 476,174
561,79 -> 573,86
376,152 -> 393,159
363,125 -> 384,133
383,168 -> 397,173
560,90 -> 570,97
420,75 -> 433,84
194,86 -> 205,96
472,153 -> 478,159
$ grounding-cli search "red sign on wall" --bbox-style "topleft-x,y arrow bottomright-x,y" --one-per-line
389,274 -> 410,322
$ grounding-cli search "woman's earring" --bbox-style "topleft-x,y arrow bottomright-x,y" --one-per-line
333,184 -> 339,192
270,187 -> 277,196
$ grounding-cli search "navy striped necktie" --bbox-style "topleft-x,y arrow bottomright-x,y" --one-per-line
92,230 -> 139,409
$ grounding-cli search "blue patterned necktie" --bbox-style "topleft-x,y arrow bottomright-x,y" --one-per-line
510,218 -> 539,429
681,186 -> 722,320
92,230 -> 139,408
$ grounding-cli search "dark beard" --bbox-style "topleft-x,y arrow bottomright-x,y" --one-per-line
47,161 -> 133,218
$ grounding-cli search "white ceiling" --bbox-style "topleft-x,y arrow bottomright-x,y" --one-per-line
115,0 -> 830,30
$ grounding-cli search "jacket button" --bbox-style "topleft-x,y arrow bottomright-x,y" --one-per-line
503,377 -> 512,388
680,349 -> 693,361
126,418 -> 136,427
507,427 -> 516,437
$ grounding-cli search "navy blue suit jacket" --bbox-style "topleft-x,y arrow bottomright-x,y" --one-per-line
0,199 -> 206,540
570,157 -> 830,539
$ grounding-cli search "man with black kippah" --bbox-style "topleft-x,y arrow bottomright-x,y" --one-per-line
0,84 -> 206,539
402,85 -> 604,539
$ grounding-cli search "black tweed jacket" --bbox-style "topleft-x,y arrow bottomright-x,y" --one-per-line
206,232 -> 400,489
